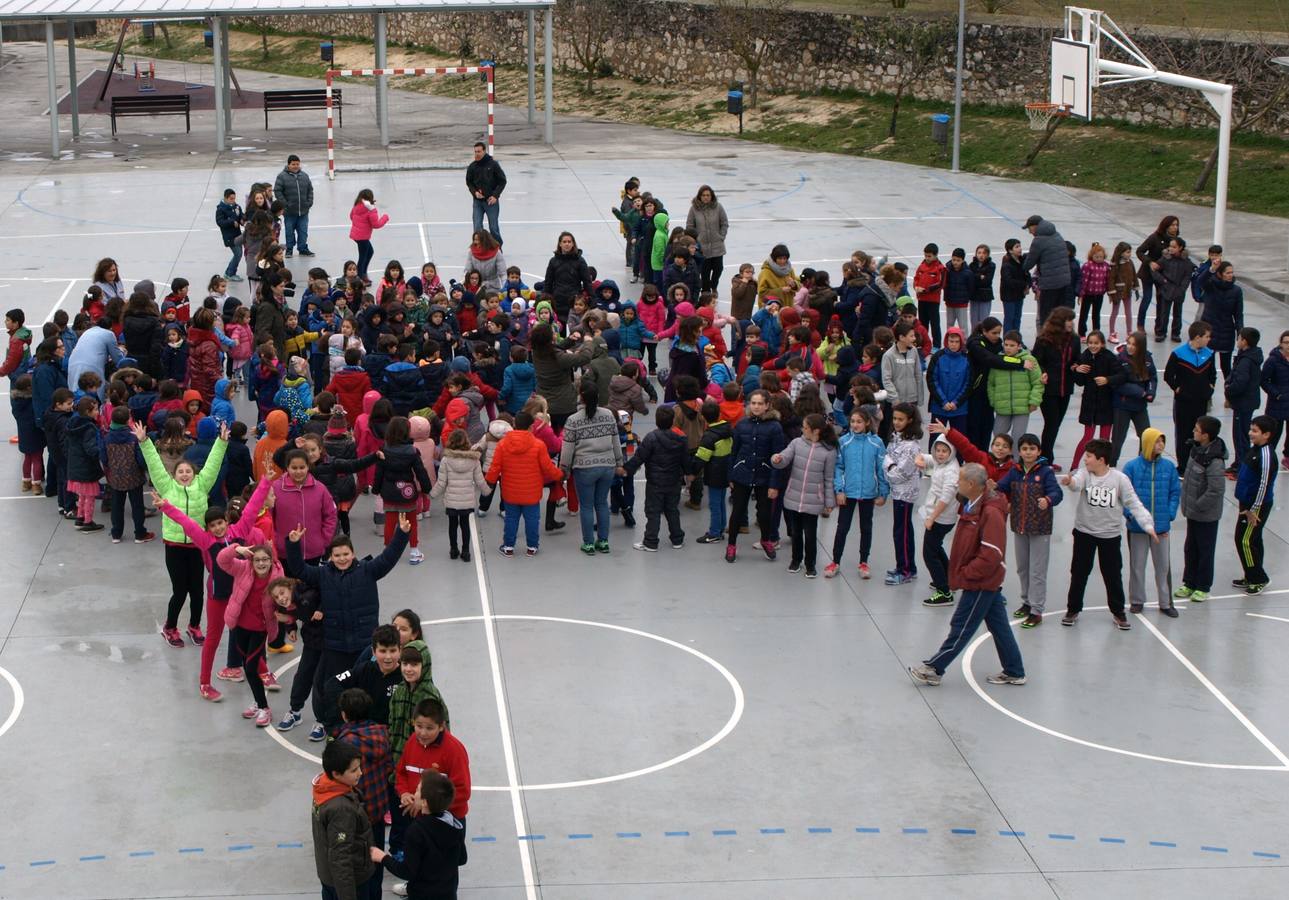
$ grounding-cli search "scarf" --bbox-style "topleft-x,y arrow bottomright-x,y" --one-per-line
875,278 -> 899,309
471,245 -> 499,262
765,258 -> 792,278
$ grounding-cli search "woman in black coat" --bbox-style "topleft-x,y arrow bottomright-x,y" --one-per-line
542,231 -> 594,323
963,317 -> 1030,452
1134,214 -> 1179,330
1030,306 -> 1077,468
1069,329 -> 1126,469
121,292 -> 165,377
1199,261 -> 1243,378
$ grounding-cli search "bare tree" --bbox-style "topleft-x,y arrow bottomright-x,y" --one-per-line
864,16 -> 956,138
558,0 -> 625,92
1143,28 -> 1289,191
705,0 -> 791,109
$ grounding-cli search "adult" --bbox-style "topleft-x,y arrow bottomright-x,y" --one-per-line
1199,260 -> 1243,379
963,317 -> 1034,453
686,185 -> 730,295
529,323 -> 592,431
757,244 -> 796,307
1135,214 -> 1180,330
908,463 -> 1026,687
92,258 -> 126,302
465,229 -> 507,293
66,318 -> 124,399
273,154 -> 315,258
254,272 -> 290,364
559,381 -> 625,554
1020,215 -> 1071,327
1030,307 -> 1078,468
121,291 -> 165,377
542,232 -> 594,323
465,140 -> 506,245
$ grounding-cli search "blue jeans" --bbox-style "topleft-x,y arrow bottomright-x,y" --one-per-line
355,239 -> 374,280
472,196 -> 501,244
502,502 -> 540,550
283,212 -> 311,253
1137,277 -> 1153,328
573,466 -> 614,544
224,242 -> 241,277
707,485 -> 727,537
1002,300 -> 1023,334
925,589 -> 1025,678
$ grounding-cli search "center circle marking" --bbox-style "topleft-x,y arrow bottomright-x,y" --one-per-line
264,615 -> 745,790
0,665 -> 23,741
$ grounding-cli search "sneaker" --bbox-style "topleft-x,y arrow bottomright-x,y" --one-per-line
1245,582 -> 1268,595
186,625 -> 206,646
393,883 -> 409,897
526,546 -> 538,557
226,273 -> 244,282
1189,590 -> 1208,603
199,684 -> 222,702
1129,603 -> 1144,614
545,520 -> 566,532
80,522 -> 105,533
499,545 -> 514,557
284,250 -> 294,258
111,535 -> 122,544
908,664 -> 941,686
760,540 -> 777,561
263,671 -> 281,691
408,549 -> 424,565
450,548 -> 460,560
255,708 -> 272,728
858,562 -> 871,579
670,541 -> 685,549
1012,604 -> 1032,619
268,643 -> 294,654
1022,613 -> 1042,628
1160,606 -> 1179,618
217,666 -> 244,682
1061,613 -> 1078,627
1232,578 -> 1248,589
242,705 -> 259,719
885,570 -> 916,585
581,543 -> 596,555
595,540 -> 611,554
308,723 -> 327,742
622,511 -> 636,528
298,249 -> 316,257
1113,615 -> 1131,631
923,591 -> 954,607
805,568 -> 817,579
696,533 -> 722,544
277,710 -> 303,731
823,562 -> 840,578
162,627 -> 185,648
1173,585 -> 1194,599
633,542 -> 658,552
725,545 -> 736,563
1108,331 -> 1119,343
134,531 -> 156,543
461,549 -> 472,562
787,561 -> 802,574
986,671 -> 1027,685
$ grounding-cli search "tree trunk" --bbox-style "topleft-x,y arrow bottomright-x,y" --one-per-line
587,65 -> 595,93
888,84 -> 905,137
748,66 -> 759,109
261,24 -> 269,60
1022,115 -> 1063,167
1193,144 -> 1219,193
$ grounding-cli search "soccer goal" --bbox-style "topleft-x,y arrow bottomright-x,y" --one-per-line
324,64 -> 495,180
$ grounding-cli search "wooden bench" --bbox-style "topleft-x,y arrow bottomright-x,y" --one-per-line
109,94 -> 191,135
263,89 -> 343,129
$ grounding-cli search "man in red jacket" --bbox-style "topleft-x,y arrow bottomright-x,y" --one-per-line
909,463 -> 1026,686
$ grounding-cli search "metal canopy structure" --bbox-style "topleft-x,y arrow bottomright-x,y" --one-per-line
0,0 -> 556,159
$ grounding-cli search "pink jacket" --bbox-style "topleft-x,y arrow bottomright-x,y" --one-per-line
158,477 -> 271,594
227,323 -> 254,364
531,419 -> 562,455
637,297 -> 667,336
270,472 -> 337,560
216,544 -> 282,639
656,301 -> 696,341
349,202 -> 389,241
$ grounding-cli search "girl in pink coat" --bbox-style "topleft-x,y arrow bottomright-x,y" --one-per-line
216,542 -> 283,726
348,188 -> 389,284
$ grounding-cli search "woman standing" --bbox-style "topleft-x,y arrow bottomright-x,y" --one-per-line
758,244 -> 796,307
1261,330 -> 1289,470
349,188 -> 389,285
92,258 -> 126,302
465,229 -> 507,294
963,317 -> 1032,453
121,292 -> 164,377
686,185 -> 730,295
1200,261 -> 1243,379
1135,215 -> 1179,330
1031,307 -> 1077,469
543,231 -> 594,324
559,381 -> 625,555
529,323 -> 592,432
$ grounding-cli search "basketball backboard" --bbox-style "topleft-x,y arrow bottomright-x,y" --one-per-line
1051,37 -> 1093,119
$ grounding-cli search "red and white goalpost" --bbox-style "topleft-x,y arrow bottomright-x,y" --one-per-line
324,64 -> 495,181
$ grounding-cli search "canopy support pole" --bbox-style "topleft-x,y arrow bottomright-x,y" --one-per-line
375,12 -> 389,148
543,6 -> 553,144
46,20 -> 59,158
526,9 -> 536,125
212,16 -> 226,152
67,22 -> 80,139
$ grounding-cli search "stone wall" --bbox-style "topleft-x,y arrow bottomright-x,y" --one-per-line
229,3 -> 1289,133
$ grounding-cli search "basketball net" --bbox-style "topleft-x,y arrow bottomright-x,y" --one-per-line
1024,102 -> 1071,131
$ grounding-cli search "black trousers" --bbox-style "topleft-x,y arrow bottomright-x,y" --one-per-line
642,485 -> 683,548
1067,529 -> 1125,617
164,543 -> 206,630
1078,292 -> 1105,335
831,497 -> 875,564
447,507 -> 472,554
233,626 -> 269,708
700,256 -> 724,293
964,394 -> 996,454
110,486 -> 147,540
918,301 -> 942,348
1039,394 -> 1071,464
1154,292 -> 1184,340
1235,503 -> 1270,585
923,520 -> 955,592
289,642 -> 323,714
783,508 -> 819,570
728,482 -> 771,547
1182,517 -> 1219,592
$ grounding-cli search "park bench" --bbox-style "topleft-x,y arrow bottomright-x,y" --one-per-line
109,94 -> 191,135
263,89 -> 343,129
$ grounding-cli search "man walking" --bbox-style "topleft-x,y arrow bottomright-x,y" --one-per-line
909,462 -> 1026,687
1021,214 -> 1071,327
466,141 -> 506,245
274,154 -> 315,258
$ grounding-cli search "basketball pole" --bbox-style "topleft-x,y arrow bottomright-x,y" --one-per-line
950,0 -> 965,173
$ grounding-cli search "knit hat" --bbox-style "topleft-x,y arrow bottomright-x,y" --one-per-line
449,356 -> 471,373
764,296 -> 781,309
827,314 -> 843,332
327,409 -> 348,434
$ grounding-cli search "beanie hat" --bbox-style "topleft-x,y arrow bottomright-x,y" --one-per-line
449,355 -> 471,373
327,408 -> 348,434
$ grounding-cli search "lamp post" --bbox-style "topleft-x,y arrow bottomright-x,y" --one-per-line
950,0 -> 965,172
1273,57 -> 1289,278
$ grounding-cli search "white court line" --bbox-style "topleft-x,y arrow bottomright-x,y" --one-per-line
469,517 -> 538,900
1133,612 -> 1289,768
1248,613 -> 1289,624
417,222 -> 430,262
43,278 -> 81,325
0,666 -> 24,740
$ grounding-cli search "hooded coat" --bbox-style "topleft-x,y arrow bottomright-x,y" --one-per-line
311,775 -> 376,899
373,442 -> 433,511
122,311 -> 165,377
485,428 -> 563,505
141,435 -> 229,544
1224,345 -> 1264,413
1181,436 -> 1228,522
926,327 -> 971,419
1074,346 -> 1125,426
1261,346 -> 1289,419
431,447 -> 491,510
210,377 -> 236,426
253,410 -> 290,481
183,417 -> 230,505
987,347 -> 1044,416
326,367 -> 372,426
686,197 -> 729,258
1021,219 -> 1071,290
649,212 -> 672,275
1122,427 -> 1181,534
772,435 -> 837,515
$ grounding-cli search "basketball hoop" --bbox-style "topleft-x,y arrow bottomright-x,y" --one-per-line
1024,101 -> 1071,131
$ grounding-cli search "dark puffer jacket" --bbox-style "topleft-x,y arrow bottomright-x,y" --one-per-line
1022,220 -> 1071,290
288,529 -> 408,654
1073,346 -> 1125,426
542,249 -> 593,318
728,413 -> 786,487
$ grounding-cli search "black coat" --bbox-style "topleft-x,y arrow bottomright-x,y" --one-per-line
1073,347 -> 1125,426
372,443 -> 432,510
289,528 -> 408,654
543,250 -> 593,318
624,427 -> 692,486
465,153 -> 507,200
969,258 -> 996,301
1032,332 -> 1077,399
122,313 -> 165,377
1225,346 -> 1263,413
64,413 -> 103,482
382,813 -> 468,900
1000,255 -> 1028,303
1200,278 -> 1243,353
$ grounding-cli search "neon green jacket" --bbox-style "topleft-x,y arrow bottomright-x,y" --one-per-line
142,437 -> 228,544
987,350 -> 1044,416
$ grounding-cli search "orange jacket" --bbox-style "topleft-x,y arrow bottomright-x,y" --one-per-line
485,428 -> 562,505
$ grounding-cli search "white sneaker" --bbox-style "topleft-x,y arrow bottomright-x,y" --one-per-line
409,548 -> 425,565
255,707 -> 272,728
392,883 -> 409,897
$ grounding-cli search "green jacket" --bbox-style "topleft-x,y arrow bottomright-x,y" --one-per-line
650,211 -> 671,273
987,350 -> 1044,416
142,437 -> 228,544
386,639 -> 450,761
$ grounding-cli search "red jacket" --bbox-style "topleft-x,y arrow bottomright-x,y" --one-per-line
913,320 -> 933,359
914,260 -> 947,304
348,202 -> 389,241
395,729 -> 471,821
943,425 -> 1017,483
948,489 -> 1010,591
486,428 -> 562,505
326,368 -> 373,426
186,327 -> 223,408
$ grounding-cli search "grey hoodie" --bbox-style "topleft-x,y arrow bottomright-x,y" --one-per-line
880,343 -> 926,407
1181,436 -> 1227,522
1065,466 -> 1153,538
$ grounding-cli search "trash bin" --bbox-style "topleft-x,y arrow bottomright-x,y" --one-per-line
931,113 -> 951,145
203,31 -> 214,49
727,87 -> 743,116
320,42 -> 334,63
479,59 -> 494,84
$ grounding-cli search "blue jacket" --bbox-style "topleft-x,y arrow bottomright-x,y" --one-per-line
210,377 -> 236,427
850,283 -> 890,348
288,528 -> 408,654
616,303 -> 655,353
1122,432 -> 1180,534
1225,346 -> 1263,413
926,346 -> 970,419
834,278 -> 864,336
728,413 -> 786,487
1235,443 -> 1276,511
944,263 -> 974,306
382,361 -> 428,415
1111,348 -> 1157,413
361,350 -> 392,387
1262,347 -> 1289,419
833,430 -> 889,500
751,307 -> 783,356
498,361 -> 535,415
32,360 -> 67,423
64,412 -> 103,482
595,279 -> 623,314
741,364 -> 762,398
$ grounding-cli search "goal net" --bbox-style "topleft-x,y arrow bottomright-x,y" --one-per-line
324,65 -> 495,180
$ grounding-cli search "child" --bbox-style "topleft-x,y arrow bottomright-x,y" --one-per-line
328,316 -> 364,377
1109,331 -> 1157,465
693,399 -> 733,544
226,306 -> 255,388
884,402 -> 923,585
485,410 -> 563,557
826,408 -> 888,579
1122,428 -> 1181,616
942,247 -> 972,334
387,641 -> 450,764
250,342 -> 284,424
770,412 -> 837,578
216,541 -> 283,725
1232,415 -> 1277,594
626,405 -> 691,552
994,434 -> 1062,627
1079,242 -> 1111,338
1070,331 -> 1122,470
311,741 -> 380,900
101,405 -> 153,543
999,239 -> 1028,335
1163,321 -> 1216,473
913,243 -> 946,348
430,429 -> 490,561
334,687 -> 394,851
373,416 -> 433,565
1175,416 -> 1227,604
1225,327 -> 1263,476
274,356 -> 315,429
160,325 -> 189,387
926,325 -> 970,433
11,374 -> 44,496
987,330 -> 1044,454
1059,439 -> 1156,629
968,244 -> 995,331
43,388 -> 76,517
1152,236 -> 1195,343
881,322 -> 927,410
916,433 -> 960,606
1107,240 -> 1138,344
371,770 -> 468,900
725,390 -> 787,563
65,395 -> 105,532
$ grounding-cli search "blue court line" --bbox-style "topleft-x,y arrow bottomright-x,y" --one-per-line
1254,851 -> 1281,859
1049,834 -> 1076,841
664,831 -> 690,837
616,832 -> 642,839
760,828 -> 786,835
128,851 -> 155,858
999,830 -> 1026,838
1150,841 -> 1178,848
228,845 -> 253,852
78,855 -> 105,862
951,828 -> 977,835
903,827 -> 928,834
713,829 -> 737,836
728,174 -> 808,211
178,848 -> 204,854
29,860 -> 54,867
1201,846 -> 1229,854
471,836 -> 496,843
1100,837 -> 1126,844
568,834 -> 594,840
517,835 -> 544,841
808,827 -> 832,834
276,842 -> 302,849
927,173 -> 1025,228
856,827 -> 881,834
